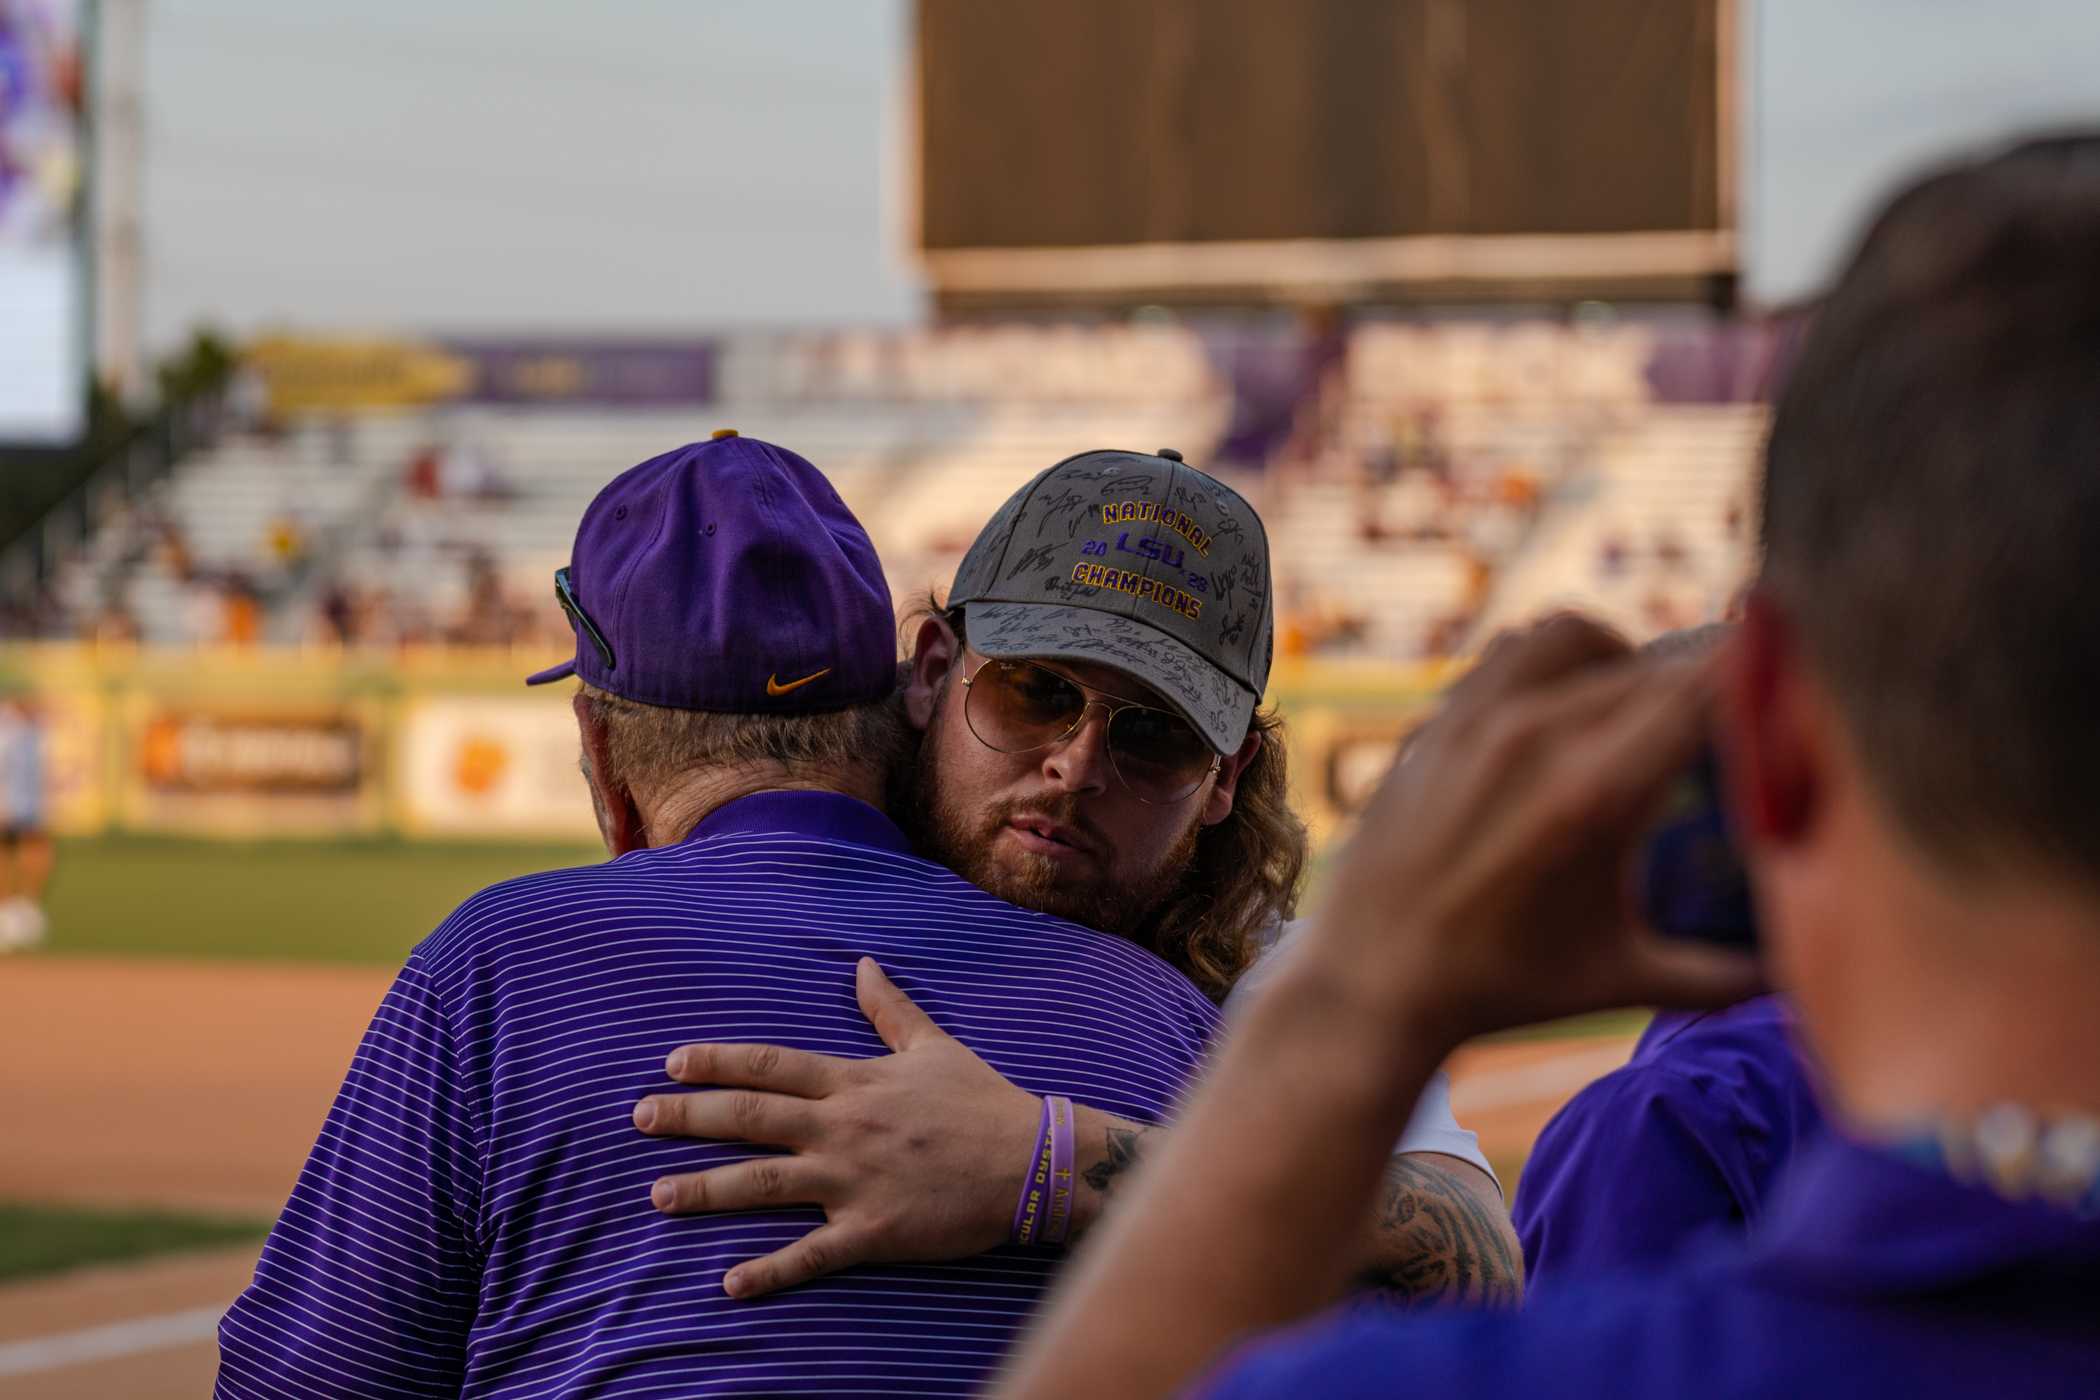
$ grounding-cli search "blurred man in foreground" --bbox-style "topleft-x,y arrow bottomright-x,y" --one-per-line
996,134 -> 2100,1398
217,436 -> 1224,1397
632,450 -> 1518,1305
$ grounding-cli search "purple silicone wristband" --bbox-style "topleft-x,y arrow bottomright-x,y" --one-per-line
1041,1095 -> 1077,1246
1011,1097 -> 1054,1245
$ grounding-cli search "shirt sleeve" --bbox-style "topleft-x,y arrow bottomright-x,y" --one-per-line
1223,919 -> 1496,1186
216,954 -> 485,1399
1392,1069 -> 1497,1190
1512,1064 -> 1750,1286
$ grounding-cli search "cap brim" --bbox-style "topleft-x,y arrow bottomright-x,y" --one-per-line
967,601 -> 1257,754
525,657 -> 577,686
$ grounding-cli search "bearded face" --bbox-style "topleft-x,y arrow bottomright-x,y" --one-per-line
898,668 -> 1204,946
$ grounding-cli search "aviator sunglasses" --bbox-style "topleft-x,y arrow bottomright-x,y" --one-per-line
961,656 -> 1221,805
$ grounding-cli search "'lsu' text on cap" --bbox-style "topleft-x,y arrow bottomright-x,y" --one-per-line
946,448 -> 1272,754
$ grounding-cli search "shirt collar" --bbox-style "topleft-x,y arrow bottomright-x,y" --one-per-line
1747,1129 -> 2100,1295
682,789 -> 915,856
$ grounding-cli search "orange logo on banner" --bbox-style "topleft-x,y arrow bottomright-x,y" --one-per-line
453,736 -> 511,797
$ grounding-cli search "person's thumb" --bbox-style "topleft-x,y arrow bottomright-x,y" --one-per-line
856,957 -> 946,1052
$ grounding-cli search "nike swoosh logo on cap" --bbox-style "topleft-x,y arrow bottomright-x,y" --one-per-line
766,668 -> 831,696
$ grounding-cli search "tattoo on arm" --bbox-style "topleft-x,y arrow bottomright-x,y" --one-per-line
1080,1125 -> 1152,1197
1350,1157 -> 1523,1308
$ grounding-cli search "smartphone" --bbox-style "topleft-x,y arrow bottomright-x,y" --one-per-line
1636,745 -> 1759,951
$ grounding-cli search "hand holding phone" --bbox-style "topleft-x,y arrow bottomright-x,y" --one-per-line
1636,745 -> 1759,951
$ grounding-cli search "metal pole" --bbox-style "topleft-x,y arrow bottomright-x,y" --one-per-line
93,0 -> 149,404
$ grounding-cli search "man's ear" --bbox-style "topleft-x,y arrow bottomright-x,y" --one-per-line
1722,590 -> 1820,849
905,616 -> 961,731
573,692 -> 649,854
1198,727 -> 1264,828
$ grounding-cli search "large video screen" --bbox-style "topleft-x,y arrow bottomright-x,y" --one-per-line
0,0 -> 87,445
919,0 -> 1720,251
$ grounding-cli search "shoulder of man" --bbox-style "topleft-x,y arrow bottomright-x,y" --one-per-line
1218,913 -> 1299,1012
1513,997 -> 1824,1278
1630,994 -> 1799,1066
1616,997 -> 1825,1159
1188,1256 -> 1879,1400
410,829 -> 964,971
410,857 -> 640,978
1565,997 -> 1818,1145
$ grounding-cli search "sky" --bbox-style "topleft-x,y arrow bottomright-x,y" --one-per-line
139,0 -> 921,349
131,0 -> 2100,350
1747,0 -> 2100,304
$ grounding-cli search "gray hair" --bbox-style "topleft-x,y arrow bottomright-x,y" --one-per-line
576,682 -> 914,798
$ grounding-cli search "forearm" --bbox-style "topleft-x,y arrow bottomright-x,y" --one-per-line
1067,1111 -> 1521,1309
996,941 -> 1452,1400
1351,1153 -> 1522,1306
1062,1107 -> 1156,1240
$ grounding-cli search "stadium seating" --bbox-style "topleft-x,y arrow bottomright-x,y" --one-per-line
53,418 -> 414,644
1471,403 -> 1765,641
40,321 -> 1769,659
332,406 -> 923,641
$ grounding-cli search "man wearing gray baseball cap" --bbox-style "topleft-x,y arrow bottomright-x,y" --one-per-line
638,449 -> 1522,1304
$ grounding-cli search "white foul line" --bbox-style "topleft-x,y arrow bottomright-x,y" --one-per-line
0,1305 -> 223,1376
1449,1043 -> 1635,1116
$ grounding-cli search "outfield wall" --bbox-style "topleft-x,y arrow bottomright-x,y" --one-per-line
3,645 -> 1455,844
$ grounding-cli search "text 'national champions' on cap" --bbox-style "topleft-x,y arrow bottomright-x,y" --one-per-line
947,449 -> 1273,755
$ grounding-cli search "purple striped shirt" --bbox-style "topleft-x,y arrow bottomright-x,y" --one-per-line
217,791 -> 1220,1398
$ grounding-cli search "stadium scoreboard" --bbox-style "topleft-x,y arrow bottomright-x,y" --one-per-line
916,0 -> 1733,309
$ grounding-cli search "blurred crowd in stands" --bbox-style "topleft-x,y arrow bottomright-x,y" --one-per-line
10,319 -> 1765,662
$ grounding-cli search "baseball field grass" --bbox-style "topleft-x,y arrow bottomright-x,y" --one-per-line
41,836 -> 605,965
0,1200 -> 269,1285
38,835 -> 1652,1040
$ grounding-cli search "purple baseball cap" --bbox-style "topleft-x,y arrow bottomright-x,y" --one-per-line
526,433 -> 896,713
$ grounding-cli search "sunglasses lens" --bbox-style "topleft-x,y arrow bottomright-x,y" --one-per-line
1108,705 -> 1216,803
965,658 -> 1216,804
966,661 -> 1087,751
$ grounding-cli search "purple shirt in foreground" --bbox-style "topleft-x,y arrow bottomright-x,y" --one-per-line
1197,1131 -> 2100,1399
1515,995 -> 1823,1283
217,792 -> 1220,1398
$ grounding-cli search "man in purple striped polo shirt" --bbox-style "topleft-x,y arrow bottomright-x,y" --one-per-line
216,434 -> 1225,1397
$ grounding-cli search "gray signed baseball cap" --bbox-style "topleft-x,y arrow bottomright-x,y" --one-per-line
947,448 -> 1273,754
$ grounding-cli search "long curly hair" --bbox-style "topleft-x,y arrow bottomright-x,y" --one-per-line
911,599 -> 1308,1001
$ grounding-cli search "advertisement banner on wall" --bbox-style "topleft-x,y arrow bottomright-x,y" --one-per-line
121,704 -> 383,836
35,686 -> 107,834
245,336 -> 717,417
396,696 -> 597,840
244,335 -> 476,416
446,340 -> 717,407
716,326 -> 1220,404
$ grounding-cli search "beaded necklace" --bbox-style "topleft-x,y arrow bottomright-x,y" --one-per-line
1890,1104 -> 2100,1220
